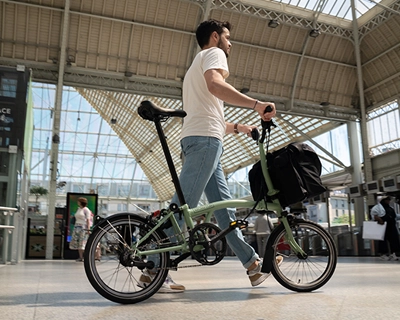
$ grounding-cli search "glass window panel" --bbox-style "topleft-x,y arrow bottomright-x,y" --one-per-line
58,153 -> 76,177
374,119 -> 383,145
30,83 -> 157,202
387,110 -> 400,141
72,184 -> 85,193
80,155 -> 96,178
100,121 -> 113,135
367,121 -> 376,146
117,185 -> 130,197
139,185 -> 150,197
0,77 -> 17,97
381,115 -> 390,142
92,156 -> 107,178
367,100 -> 400,156
133,169 -> 149,181
62,111 -> 80,132
82,134 -> 98,153
96,135 -> 113,154
30,151 -> 49,180
63,90 -> 81,111
105,137 -> 125,154
269,0 -> 378,19
60,132 -> 87,152
118,203 -> 128,211
93,156 -> 119,179
87,115 -> 102,134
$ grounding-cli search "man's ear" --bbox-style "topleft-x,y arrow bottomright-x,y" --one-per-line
210,31 -> 219,44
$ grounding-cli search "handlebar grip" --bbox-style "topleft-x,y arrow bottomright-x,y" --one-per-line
264,105 -> 273,113
251,128 -> 260,141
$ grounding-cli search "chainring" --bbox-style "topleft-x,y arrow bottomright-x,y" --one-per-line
188,222 -> 227,265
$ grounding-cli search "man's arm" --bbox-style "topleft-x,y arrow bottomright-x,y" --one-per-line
204,69 -> 276,121
226,122 -> 257,136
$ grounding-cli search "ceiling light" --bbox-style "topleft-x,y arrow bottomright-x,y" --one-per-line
309,29 -> 321,38
268,19 -> 280,28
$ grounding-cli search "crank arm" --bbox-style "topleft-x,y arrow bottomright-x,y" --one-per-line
202,219 -> 248,245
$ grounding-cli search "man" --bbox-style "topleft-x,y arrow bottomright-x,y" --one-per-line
139,19 -> 279,293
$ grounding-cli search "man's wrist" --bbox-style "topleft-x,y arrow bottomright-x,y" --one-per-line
252,100 -> 258,110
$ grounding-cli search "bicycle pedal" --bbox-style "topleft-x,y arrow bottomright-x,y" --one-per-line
230,220 -> 248,229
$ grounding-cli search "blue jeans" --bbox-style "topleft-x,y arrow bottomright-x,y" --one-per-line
166,136 -> 259,269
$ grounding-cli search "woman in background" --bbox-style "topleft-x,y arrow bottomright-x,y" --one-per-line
370,195 -> 400,261
69,197 -> 91,262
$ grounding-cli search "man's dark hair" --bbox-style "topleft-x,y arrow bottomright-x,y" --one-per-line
196,19 -> 232,48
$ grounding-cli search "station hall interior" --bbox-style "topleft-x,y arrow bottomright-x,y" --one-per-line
1,0 -> 400,318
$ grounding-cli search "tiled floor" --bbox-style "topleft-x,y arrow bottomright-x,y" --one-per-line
1,256 -> 399,320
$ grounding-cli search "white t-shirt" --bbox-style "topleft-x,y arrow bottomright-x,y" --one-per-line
181,47 -> 229,142
75,207 -> 90,226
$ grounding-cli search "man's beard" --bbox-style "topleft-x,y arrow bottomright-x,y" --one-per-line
217,39 -> 229,58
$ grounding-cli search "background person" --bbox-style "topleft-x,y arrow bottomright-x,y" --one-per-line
69,197 -> 91,262
254,211 -> 273,258
370,195 -> 400,261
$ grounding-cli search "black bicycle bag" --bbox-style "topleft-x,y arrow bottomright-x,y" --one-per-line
248,142 -> 326,208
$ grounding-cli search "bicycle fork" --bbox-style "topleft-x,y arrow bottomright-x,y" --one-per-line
261,215 -> 307,274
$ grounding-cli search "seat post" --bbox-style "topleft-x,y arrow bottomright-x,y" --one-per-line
154,119 -> 186,206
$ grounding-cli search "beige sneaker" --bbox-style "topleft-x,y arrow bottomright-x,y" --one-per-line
276,255 -> 284,266
248,263 -> 271,287
248,256 -> 283,287
138,270 -> 185,293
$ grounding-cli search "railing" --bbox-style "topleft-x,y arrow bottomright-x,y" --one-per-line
0,206 -> 18,264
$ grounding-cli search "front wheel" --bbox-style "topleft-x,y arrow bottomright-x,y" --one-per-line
84,213 -> 170,304
269,219 -> 337,292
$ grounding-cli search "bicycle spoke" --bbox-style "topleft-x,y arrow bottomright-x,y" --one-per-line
84,214 -> 169,304
271,220 -> 337,292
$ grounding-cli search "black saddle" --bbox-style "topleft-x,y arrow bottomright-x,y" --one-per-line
138,100 -> 186,122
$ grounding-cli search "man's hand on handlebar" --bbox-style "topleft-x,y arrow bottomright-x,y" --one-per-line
240,124 -> 258,138
254,101 -> 276,121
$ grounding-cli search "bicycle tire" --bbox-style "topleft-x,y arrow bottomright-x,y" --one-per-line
269,218 -> 337,292
84,213 -> 170,304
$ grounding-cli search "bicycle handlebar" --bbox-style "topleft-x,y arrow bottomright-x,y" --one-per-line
264,105 -> 273,113
251,106 -> 276,142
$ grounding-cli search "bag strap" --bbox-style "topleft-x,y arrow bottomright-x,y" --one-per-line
243,199 -> 262,221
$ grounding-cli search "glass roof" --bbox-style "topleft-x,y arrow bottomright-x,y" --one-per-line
31,83 -> 157,200
269,0 -> 379,20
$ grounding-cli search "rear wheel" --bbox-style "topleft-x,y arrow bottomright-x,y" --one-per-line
84,213 -> 170,304
269,219 -> 337,292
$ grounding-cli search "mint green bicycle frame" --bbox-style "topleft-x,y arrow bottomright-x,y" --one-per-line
130,139 -> 306,259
